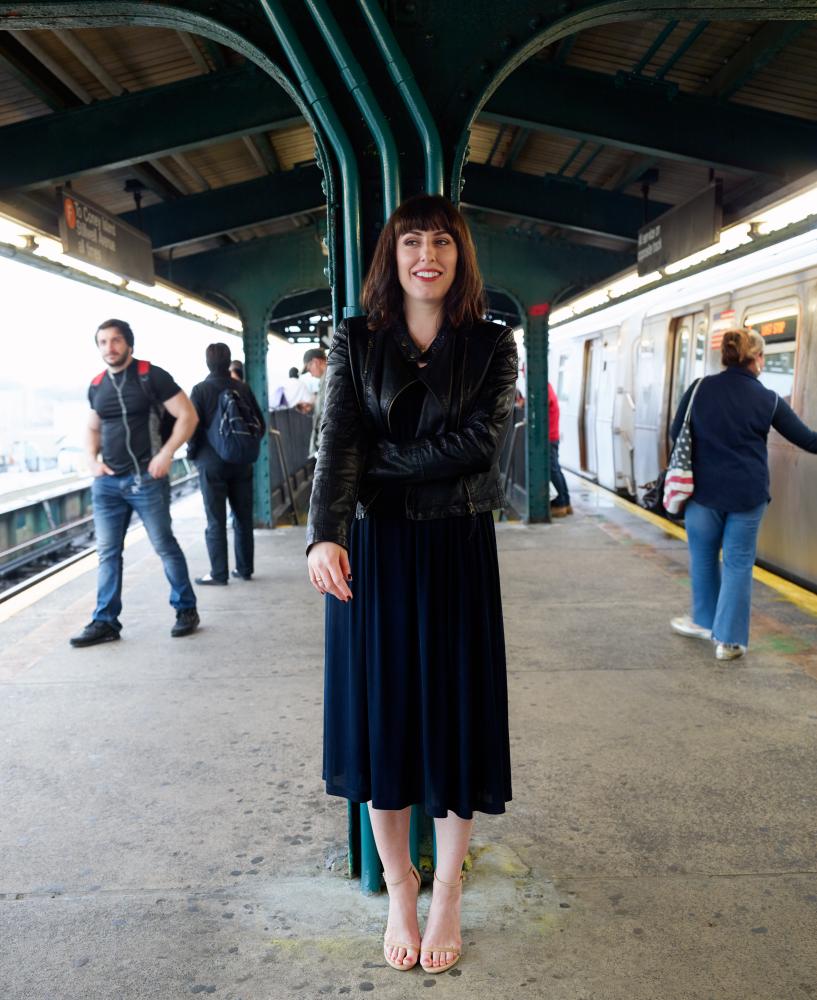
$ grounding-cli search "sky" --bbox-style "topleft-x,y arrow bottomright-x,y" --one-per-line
0,254 -> 307,396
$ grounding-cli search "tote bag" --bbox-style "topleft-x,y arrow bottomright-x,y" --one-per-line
663,378 -> 704,516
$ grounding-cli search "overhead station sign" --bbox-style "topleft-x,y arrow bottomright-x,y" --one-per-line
637,183 -> 722,277
58,189 -> 154,285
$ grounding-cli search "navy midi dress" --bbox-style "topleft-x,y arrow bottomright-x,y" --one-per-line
323,326 -> 512,819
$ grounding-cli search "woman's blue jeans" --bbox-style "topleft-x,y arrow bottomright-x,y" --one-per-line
91,471 -> 196,627
684,499 -> 766,647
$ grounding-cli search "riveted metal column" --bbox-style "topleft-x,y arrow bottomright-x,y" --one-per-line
258,0 -> 363,317
357,0 -> 444,196
525,304 -> 550,523
242,307 -> 273,528
306,0 -> 401,218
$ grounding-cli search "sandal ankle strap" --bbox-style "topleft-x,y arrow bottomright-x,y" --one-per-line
433,870 -> 463,888
384,864 -> 420,888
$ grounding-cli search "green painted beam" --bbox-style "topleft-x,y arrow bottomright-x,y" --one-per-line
0,64 -> 302,190
462,164 -> 669,244
472,222 -> 630,310
120,166 -> 324,250
482,61 -> 816,180
120,161 -> 657,255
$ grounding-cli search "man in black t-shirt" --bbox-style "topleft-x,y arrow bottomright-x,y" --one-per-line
70,319 -> 201,647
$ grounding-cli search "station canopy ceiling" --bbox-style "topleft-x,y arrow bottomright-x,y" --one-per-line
1,16 -> 816,322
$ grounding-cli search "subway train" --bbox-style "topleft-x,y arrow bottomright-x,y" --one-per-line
547,223 -> 817,591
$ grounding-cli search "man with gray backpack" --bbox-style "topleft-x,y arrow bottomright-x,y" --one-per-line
188,343 -> 265,585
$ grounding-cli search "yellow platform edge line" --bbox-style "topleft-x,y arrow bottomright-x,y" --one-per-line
581,478 -> 817,619
0,525 -> 147,625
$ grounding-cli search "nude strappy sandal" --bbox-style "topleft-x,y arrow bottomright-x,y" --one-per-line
420,871 -> 463,974
382,864 -> 421,971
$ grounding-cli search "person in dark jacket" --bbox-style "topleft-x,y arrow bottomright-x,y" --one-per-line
306,196 -> 517,976
189,343 -> 265,584
670,327 -> 817,660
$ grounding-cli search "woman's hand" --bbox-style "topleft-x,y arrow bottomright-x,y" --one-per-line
307,541 -> 353,602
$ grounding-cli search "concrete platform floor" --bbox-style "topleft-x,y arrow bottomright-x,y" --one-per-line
2,480 -> 817,1000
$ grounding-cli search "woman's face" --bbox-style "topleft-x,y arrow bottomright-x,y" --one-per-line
396,229 -> 458,307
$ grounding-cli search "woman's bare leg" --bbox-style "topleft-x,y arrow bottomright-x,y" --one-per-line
367,804 -> 420,967
421,813 -> 473,970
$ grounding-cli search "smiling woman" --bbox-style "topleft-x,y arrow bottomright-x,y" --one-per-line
305,194 -> 518,976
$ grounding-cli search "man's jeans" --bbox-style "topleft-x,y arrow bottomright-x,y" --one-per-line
91,472 -> 196,627
685,499 -> 766,648
198,463 -> 255,582
550,441 -> 571,507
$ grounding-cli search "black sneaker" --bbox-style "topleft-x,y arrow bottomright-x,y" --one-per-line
70,620 -> 120,648
231,570 -> 252,580
171,608 -> 200,638
195,574 -> 227,586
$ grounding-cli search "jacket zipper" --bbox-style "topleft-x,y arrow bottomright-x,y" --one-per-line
357,488 -> 382,518
109,369 -> 142,482
364,336 -> 373,378
457,337 -> 476,515
457,336 -> 468,428
463,477 -> 476,516
386,380 -> 416,435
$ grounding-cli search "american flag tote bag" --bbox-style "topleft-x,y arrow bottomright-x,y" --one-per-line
663,378 -> 704,516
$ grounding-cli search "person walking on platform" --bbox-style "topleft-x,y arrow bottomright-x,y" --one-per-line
670,327 -> 817,660
306,195 -> 516,975
188,343 -> 265,585
548,381 -> 572,516
70,319 -> 200,648
302,347 -> 328,456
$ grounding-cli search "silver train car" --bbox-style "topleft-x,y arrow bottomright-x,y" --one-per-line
548,225 -> 817,590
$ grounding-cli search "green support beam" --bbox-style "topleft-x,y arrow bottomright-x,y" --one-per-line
482,60 -> 817,181
120,166 -> 324,250
462,164 -> 669,244
115,162 -> 659,255
0,64 -> 302,190
524,309 -> 550,524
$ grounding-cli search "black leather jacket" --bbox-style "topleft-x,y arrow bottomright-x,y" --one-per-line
305,315 -> 518,552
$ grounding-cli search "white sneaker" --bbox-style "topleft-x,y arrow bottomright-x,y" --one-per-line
715,642 -> 746,661
670,616 -> 712,640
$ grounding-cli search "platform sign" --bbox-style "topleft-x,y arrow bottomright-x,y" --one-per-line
637,183 -> 722,277
58,189 -> 154,285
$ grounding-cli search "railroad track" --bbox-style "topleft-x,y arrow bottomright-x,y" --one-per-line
0,465 -> 199,602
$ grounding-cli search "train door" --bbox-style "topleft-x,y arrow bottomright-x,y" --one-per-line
580,337 -> 603,476
667,311 -> 707,444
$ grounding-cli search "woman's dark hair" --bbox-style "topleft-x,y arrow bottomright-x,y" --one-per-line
96,319 -> 134,348
361,194 -> 486,331
207,342 -> 231,374
288,366 -> 299,379
721,328 -> 764,368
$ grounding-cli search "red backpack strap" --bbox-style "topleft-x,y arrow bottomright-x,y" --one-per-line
136,359 -> 151,376
91,370 -> 106,387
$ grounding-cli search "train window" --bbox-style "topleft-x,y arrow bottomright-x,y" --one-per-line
556,353 -> 569,400
744,305 -> 798,402
669,312 -> 708,421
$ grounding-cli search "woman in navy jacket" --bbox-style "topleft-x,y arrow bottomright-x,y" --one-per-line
670,327 -> 817,660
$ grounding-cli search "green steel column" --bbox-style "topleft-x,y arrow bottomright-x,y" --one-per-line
305,0 -> 401,218
525,305 -> 550,523
243,310 -> 273,527
359,803 -> 382,894
258,0 -> 363,317
357,0 -> 444,196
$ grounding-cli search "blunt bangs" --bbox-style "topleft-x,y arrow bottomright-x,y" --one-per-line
393,200 -> 458,242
